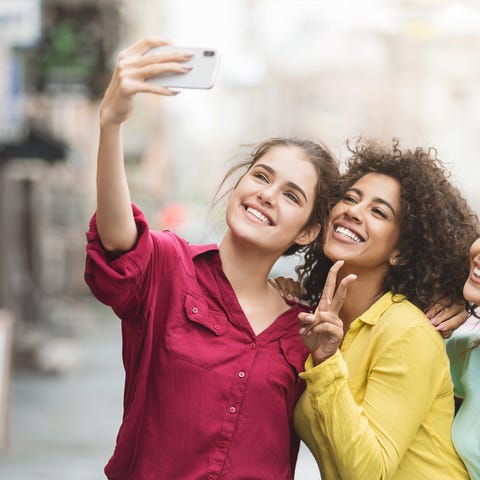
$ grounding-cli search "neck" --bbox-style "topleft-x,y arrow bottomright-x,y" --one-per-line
218,231 -> 280,296
337,265 -> 388,331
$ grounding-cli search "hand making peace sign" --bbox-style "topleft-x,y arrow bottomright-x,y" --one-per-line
298,260 -> 357,365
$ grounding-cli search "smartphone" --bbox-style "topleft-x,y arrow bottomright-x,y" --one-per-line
147,45 -> 220,89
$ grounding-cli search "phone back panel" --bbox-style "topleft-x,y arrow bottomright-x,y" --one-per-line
147,46 -> 219,89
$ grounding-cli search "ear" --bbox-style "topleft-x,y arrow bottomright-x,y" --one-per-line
295,223 -> 321,246
389,249 -> 408,267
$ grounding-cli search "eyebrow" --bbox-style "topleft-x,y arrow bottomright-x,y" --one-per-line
255,163 -> 308,202
348,187 -> 397,217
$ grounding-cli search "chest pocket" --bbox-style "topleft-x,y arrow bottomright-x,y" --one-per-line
165,292 -> 228,370
267,338 -> 308,396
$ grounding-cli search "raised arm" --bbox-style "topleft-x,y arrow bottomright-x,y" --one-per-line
96,37 -> 192,252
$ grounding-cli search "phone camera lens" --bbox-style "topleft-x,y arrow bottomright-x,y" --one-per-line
203,50 -> 215,57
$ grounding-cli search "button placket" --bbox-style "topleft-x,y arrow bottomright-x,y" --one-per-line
207,341 -> 258,475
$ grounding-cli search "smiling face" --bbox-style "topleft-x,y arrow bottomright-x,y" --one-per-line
463,238 -> 480,304
323,173 -> 402,277
224,145 -> 320,256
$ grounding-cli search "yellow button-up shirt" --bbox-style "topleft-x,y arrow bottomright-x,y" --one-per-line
294,292 -> 468,480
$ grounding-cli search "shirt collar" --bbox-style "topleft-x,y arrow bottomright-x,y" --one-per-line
356,291 -> 406,326
190,243 -> 219,259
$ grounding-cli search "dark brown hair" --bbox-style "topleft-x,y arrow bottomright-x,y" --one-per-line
299,138 -> 479,310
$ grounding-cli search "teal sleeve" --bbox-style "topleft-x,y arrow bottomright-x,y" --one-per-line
446,334 -> 469,399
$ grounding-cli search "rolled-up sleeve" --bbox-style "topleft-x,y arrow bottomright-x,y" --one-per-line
84,204 -> 153,315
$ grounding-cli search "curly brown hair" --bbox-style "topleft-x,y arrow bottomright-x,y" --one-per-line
298,138 -> 480,311
213,137 -> 340,256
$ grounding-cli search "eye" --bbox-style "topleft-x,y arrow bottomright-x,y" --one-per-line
371,206 -> 387,219
284,191 -> 300,204
253,171 -> 269,183
342,193 -> 358,204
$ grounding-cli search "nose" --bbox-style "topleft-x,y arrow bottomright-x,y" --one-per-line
344,203 -> 362,222
257,184 -> 277,207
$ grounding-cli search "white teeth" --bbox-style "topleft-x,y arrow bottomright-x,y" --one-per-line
247,207 -> 270,225
474,266 -> 480,279
336,226 -> 362,242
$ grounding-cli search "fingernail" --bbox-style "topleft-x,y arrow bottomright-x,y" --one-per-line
299,327 -> 306,335
181,66 -> 193,72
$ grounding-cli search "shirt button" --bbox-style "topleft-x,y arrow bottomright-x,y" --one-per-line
238,371 -> 245,378
229,406 -> 236,414
192,307 -> 199,314
218,440 -> 228,448
250,342 -> 257,349
207,475 -> 215,480
214,324 -> 220,330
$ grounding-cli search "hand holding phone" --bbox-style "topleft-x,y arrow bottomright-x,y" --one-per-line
146,45 -> 220,90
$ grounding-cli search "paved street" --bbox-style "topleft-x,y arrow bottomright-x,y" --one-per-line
0,301 -> 319,479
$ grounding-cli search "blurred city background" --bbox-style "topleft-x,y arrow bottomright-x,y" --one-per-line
0,0 -> 479,478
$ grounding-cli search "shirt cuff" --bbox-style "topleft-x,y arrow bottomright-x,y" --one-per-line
299,350 -> 348,396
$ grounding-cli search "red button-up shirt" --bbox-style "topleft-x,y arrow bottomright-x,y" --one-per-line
85,205 -> 309,480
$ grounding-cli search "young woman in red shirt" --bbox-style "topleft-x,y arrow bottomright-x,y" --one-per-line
84,37 -> 339,480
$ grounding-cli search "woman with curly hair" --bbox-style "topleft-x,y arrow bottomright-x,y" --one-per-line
446,238 -> 480,479
293,139 -> 478,479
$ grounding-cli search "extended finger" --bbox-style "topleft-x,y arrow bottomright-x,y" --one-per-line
141,49 -> 194,66
279,277 -> 303,302
317,260 -> 344,312
123,36 -> 171,57
429,303 -> 466,327
434,316 -> 465,339
269,276 -> 295,301
119,78 -> 180,97
268,277 -> 283,296
330,273 -> 357,314
138,62 -> 193,82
